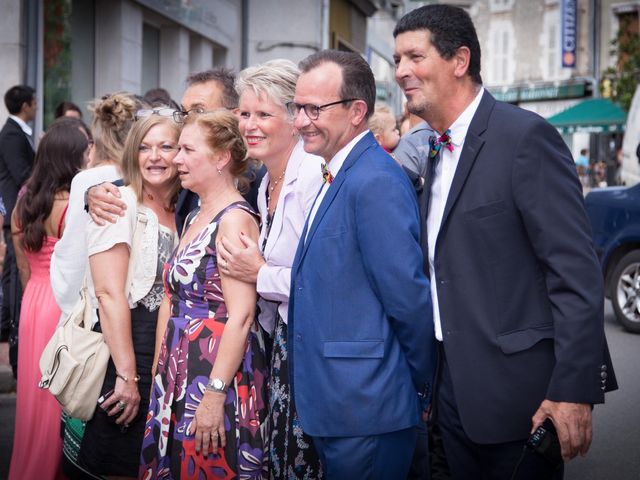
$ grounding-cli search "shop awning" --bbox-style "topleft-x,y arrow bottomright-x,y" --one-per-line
547,98 -> 627,134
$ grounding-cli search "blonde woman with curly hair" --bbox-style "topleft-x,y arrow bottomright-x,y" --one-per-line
139,110 -> 267,479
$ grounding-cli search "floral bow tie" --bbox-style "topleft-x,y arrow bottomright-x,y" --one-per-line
428,129 -> 454,158
321,163 -> 334,184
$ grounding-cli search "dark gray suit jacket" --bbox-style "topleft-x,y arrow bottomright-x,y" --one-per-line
0,118 -> 34,227
432,91 -> 617,443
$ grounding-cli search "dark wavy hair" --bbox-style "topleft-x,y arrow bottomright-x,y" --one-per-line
16,122 -> 88,251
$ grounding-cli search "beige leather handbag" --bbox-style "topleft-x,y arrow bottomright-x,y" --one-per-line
39,211 -> 147,421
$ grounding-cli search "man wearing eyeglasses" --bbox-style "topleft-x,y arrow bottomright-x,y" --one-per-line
87,68 -> 265,233
287,49 -> 436,479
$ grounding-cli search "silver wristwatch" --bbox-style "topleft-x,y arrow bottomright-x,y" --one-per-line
206,378 -> 228,394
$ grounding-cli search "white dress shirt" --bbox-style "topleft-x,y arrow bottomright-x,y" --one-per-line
429,88 -> 484,340
8,114 -> 33,137
256,141 -> 323,333
305,130 -> 369,241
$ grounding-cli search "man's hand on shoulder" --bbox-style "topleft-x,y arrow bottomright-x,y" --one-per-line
87,182 -> 126,225
531,399 -> 592,461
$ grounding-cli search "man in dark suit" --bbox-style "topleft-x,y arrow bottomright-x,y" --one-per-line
393,5 -> 617,479
0,85 -> 36,364
287,50 -> 436,479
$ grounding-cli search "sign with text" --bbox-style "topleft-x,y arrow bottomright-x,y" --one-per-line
561,0 -> 577,68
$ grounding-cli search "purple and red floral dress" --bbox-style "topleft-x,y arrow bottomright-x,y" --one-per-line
139,202 -> 268,479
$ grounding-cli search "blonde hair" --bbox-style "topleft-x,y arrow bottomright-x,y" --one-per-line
236,59 -> 299,112
368,103 -> 396,135
121,115 -> 181,208
89,92 -> 143,165
183,110 -> 250,192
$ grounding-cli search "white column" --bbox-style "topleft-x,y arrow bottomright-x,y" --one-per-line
94,0 -> 142,96
0,0 -> 24,125
160,26 -> 190,102
189,36 -> 214,75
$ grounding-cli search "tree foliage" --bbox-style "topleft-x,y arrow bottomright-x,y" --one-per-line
601,16 -> 640,112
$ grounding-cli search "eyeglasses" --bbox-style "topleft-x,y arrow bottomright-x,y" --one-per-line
136,107 -> 179,120
172,107 -> 206,123
285,98 -> 358,120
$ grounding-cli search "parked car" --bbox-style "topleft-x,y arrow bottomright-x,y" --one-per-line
585,184 -> 640,333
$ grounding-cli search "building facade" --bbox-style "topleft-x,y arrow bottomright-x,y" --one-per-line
2,0 -> 413,136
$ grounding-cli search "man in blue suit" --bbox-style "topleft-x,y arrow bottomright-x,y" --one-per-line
393,5 -> 617,479
287,50 -> 436,479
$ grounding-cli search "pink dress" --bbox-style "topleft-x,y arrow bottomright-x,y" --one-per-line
9,236 -> 64,480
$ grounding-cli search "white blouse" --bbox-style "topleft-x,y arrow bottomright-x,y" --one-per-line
256,141 -> 324,334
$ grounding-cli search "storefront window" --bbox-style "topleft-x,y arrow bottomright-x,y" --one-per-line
43,0 -> 94,127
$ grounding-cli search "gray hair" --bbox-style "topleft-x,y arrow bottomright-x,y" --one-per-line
235,59 -> 300,110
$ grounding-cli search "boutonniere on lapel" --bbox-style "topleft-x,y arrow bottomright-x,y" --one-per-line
321,162 -> 333,184
429,129 -> 454,158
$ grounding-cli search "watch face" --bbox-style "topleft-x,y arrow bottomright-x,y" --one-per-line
212,378 -> 224,390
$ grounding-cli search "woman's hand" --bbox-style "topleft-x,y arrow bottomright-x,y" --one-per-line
217,232 -> 265,283
101,376 -> 141,425
190,391 -> 227,454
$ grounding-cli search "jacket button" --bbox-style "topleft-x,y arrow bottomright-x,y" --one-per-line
601,372 -> 607,380
601,365 -> 607,371
296,334 -> 302,341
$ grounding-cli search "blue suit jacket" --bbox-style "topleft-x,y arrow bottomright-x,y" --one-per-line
432,91 -> 617,443
288,132 -> 436,437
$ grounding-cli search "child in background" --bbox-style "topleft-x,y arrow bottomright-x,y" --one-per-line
369,103 -> 401,154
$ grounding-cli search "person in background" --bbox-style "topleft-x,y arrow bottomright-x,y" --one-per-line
55,101 -> 83,119
50,91 -> 143,480
575,148 -> 589,188
0,85 -> 36,377
77,114 -> 181,478
8,122 -> 88,480
143,87 -> 180,111
394,5 -> 616,478
216,58 -> 324,479
139,110 -> 267,479
368,103 -> 401,154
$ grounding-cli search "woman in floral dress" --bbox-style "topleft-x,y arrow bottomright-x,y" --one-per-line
140,110 -> 267,480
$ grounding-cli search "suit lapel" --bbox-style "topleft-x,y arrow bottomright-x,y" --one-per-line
439,91 -> 495,231
294,132 -> 376,271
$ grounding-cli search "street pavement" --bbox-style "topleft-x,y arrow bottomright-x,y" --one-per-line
565,301 -> 640,480
0,301 -> 637,479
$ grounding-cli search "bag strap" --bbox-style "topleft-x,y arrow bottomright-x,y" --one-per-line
123,210 -> 147,298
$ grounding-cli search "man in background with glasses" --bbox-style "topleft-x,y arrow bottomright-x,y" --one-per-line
286,49 -> 436,479
87,68 -> 265,233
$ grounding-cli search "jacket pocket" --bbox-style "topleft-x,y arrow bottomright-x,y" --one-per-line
315,226 -> 347,239
496,324 -> 554,354
465,200 -> 506,219
323,340 -> 384,358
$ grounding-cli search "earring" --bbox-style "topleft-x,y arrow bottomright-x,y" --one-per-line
217,167 -> 222,175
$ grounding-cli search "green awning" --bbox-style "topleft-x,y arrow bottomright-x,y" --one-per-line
547,98 -> 627,134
